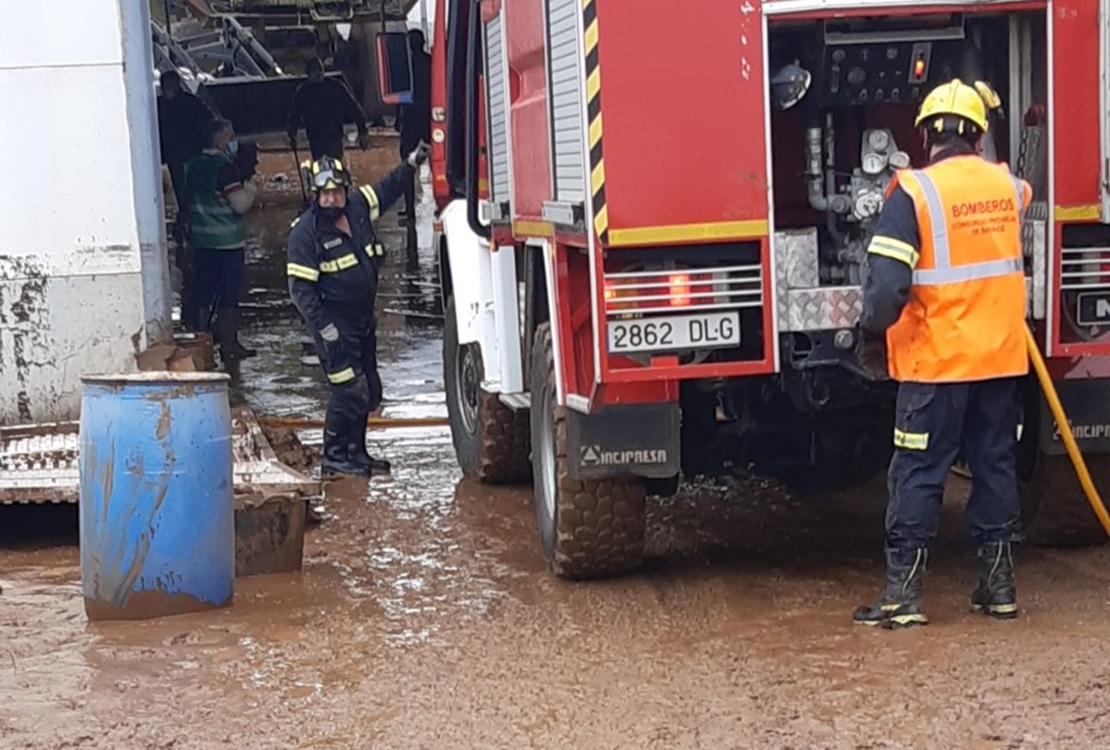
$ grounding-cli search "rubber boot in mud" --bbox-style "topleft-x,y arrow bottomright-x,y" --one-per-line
322,411 -> 367,478
347,418 -> 391,476
220,308 -> 257,359
971,541 -> 1018,620
853,547 -> 930,629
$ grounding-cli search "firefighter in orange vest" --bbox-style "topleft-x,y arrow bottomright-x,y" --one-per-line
853,80 -> 1032,629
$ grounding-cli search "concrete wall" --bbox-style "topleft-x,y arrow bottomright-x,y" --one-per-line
0,0 -> 170,423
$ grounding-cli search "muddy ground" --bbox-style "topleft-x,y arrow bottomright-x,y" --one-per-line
4,137 -> 1110,749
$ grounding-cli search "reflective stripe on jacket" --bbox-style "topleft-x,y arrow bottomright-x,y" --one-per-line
285,163 -> 410,333
879,155 -> 1031,382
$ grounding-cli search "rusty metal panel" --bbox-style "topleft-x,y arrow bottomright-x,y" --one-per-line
0,410 -> 319,506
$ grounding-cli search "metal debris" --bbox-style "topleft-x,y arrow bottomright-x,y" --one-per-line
0,409 -> 319,505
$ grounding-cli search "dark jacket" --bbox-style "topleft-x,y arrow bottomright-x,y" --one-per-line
157,90 -> 216,164
397,45 -> 432,154
287,77 -> 369,147
286,164 -> 411,331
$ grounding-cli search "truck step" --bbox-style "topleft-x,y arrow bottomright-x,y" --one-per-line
499,393 -> 532,412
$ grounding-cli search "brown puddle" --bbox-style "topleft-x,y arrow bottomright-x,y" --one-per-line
85,589 -> 230,622
5,141 -> 1110,747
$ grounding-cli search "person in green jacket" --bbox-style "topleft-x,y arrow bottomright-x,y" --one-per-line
185,118 -> 258,366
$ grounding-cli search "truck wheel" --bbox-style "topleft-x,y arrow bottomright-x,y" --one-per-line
1017,373 -> 1107,547
530,323 -> 646,578
443,295 -> 531,484
1022,452 -> 1110,548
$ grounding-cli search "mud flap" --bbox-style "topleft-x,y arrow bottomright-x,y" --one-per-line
1038,377 -> 1110,455
565,403 -> 680,480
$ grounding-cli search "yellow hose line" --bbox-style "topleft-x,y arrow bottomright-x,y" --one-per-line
1024,326 -> 1110,537
259,415 -> 450,430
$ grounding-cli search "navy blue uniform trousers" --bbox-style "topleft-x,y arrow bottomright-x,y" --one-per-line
887,377 -> 1024,549
313,319 -> 383,423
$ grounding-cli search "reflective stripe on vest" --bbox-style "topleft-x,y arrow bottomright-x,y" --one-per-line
186,152 -> 246,249
901,169 -> 1027,286
885,157 -> 1031,383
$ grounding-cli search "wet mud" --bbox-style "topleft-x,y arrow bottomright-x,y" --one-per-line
4,140 -> 1110,747
84,589 -> 228,623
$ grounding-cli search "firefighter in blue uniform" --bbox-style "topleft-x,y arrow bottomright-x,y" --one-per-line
286,144 -> 430,476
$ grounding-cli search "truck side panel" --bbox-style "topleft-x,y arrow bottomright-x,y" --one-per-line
594,0 -> 770,245
1051,0 -> 1102,216
1049,0 -> 1110,358
506,1 -> 553,222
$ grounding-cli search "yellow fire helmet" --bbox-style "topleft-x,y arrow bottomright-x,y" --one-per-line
915,78 -> 991,135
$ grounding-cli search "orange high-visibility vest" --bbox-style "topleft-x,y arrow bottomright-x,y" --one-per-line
884,155 -> 1032,383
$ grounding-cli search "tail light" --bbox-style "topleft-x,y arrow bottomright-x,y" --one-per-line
669,273 -> 692,307
604,270 -> 719,314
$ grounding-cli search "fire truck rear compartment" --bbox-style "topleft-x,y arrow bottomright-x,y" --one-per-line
668,10 -> 1048,491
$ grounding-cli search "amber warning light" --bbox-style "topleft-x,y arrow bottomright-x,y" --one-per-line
909,44 -> 931,83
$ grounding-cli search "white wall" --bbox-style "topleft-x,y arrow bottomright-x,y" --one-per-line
0,0 -> 169,423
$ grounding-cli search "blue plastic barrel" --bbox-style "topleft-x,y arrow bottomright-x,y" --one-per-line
79,372 -> 235,620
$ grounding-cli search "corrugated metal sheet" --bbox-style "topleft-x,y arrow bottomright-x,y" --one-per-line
0,410 -> 319,505
485,16 -> 512,207
548,0 -> 586,203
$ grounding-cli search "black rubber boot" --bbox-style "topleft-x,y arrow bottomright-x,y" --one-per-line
971,541 -> 1018,620
347,411 -> 391,475
853,547 -> 930,629
321,409 -> 366,477
218,308 -> 257,359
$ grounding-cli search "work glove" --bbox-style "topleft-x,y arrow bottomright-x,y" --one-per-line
358,132 -> 370,151
406,141 -> 430,169
856,330 -> 889,381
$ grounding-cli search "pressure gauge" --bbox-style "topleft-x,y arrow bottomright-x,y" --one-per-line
868,130 -> 890,152
854,191 -> 883,219
889,151 -> 911,169
862,152 -> 887,175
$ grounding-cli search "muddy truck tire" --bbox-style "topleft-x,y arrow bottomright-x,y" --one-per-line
443,296 -> 532,484
530,323 -> 646,579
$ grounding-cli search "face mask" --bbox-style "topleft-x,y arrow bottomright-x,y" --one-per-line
228,140 -> 239,156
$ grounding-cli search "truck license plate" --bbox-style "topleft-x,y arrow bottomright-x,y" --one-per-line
607,312 -> 741,354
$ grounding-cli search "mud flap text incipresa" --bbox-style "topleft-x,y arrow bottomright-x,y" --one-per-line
1039,378 -> 1110,455
565,403 -> 681,480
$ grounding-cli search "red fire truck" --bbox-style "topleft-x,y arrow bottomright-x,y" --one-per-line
379,0 -> 1110,578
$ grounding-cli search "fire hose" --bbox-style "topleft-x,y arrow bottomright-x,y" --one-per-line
259,415 -> 448,430
1024,326 -> 1110,537
256,337 -> 1108,532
